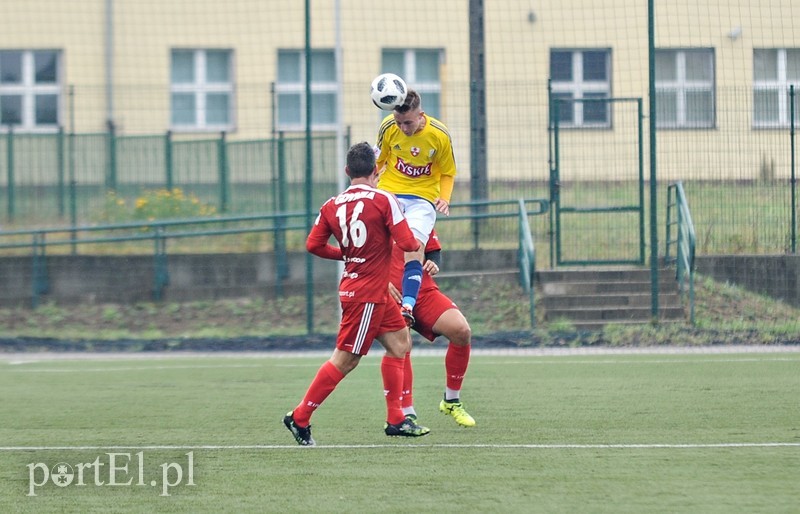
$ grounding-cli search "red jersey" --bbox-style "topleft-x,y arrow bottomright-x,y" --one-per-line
307,183 -> 418,303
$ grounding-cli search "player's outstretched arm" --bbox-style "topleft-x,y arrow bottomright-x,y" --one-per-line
306,224 -> 343,261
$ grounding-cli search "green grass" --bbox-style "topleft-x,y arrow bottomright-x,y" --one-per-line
1,350 -> 798,513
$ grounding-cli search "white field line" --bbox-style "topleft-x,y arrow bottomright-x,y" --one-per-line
0,345 -> 800,364
1,344 -> 800,366
3,364 -> 262,372
474,357 -> 800,365
2,351 -> 799,373
5,357 -> 800,374
1,443 -> 799,451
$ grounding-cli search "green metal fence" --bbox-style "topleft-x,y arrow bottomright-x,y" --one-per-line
0,130 -> 342,224
0,198 -> 547,333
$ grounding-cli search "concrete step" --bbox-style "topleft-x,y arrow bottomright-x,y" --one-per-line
535,265 -> 687,329
437,268 -> 519,280
539,280 -> 677,295
566,318 -> 685,332
539,292 -> 682,309
537,267 -> 676,283
543,305 -> 686,322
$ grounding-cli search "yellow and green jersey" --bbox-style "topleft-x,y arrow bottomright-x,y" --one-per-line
375,113 -> 457,204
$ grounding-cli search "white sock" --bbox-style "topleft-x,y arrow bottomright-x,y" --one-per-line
402,406 -> 417,417
444,388 -> 460,402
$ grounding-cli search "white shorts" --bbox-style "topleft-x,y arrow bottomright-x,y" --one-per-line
396,196 -> 435,246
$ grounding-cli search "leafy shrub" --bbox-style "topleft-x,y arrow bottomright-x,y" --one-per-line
100,189 -> 216,223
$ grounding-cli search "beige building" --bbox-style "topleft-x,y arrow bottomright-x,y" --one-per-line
1,0 -> 798,186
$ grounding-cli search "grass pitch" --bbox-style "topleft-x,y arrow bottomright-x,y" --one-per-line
0,348 -> 798,513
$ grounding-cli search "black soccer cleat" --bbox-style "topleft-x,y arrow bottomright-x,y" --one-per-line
284,411 -> 315,446
384,418 -> 430,437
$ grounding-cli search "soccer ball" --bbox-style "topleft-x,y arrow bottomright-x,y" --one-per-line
370,73 -> 407,111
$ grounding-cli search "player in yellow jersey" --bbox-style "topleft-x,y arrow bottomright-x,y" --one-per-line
374,89 -> 457,326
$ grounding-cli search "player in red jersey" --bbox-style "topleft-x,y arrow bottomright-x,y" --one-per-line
387,230 -> 476,427
283,141 -> 430,446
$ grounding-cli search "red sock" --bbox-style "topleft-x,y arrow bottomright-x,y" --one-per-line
293,360 -> 344,427
401,352 -> 414,409
445,343 -> 471,391
381,355 -> 406,425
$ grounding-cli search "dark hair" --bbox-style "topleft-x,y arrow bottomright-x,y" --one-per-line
346,141 -> 376,178
394,89 -> 421,114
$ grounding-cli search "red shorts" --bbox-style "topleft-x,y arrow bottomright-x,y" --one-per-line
411,287 -> 459,342
337,301 -> 407,355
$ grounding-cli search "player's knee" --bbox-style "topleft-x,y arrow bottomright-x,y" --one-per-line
332,356 -> 359,375
450,322 -> 471,346
331,349 -> 362,373
382,330 -> 411,358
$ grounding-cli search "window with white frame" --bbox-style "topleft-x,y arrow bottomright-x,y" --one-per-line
655,49 -> 715,129
753,48 -> 800,128
0,49 -> 60,132
275,49 -> 338,131
381,49 -> 443,119
170,49 -> 234,132
549,49 -> 611,128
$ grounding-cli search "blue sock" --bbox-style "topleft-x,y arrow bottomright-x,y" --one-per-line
401,260 -> 423,309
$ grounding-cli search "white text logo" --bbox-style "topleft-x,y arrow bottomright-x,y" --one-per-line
27,452 -> 195,497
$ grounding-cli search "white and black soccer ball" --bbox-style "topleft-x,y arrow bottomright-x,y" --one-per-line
370,73 -> 408,111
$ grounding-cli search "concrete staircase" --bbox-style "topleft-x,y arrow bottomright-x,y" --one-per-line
536,266 -> 686,331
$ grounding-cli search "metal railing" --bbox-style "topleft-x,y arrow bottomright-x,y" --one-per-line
517,199 -> 537,329
665,181 -> 696,324
0,212 -> 308,306
0,197 -> 549,332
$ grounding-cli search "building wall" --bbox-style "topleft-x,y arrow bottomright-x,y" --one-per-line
0,0 -> 797,186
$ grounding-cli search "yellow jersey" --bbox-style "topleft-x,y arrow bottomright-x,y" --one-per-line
375,113 -> 457,204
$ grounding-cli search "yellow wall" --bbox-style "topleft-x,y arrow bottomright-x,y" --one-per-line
1,0 -> 797,184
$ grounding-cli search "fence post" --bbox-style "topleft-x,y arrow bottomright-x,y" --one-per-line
5,126 -> 14,222
68,85 -> 78,254
57,126 -> 65,218
274,132 -> 289,295
68,129 -> 78,254
648,0 -> 660,320
165,130 -> 173,191
218,131 -> 228,213
152,227 -> 169,301
790,85 -> 796,254
469,79 -> 488,250
637,98 -> 646,264
106,121 -> 117,191
31,232 -> 49,308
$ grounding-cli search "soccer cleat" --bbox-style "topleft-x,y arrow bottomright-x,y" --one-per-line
400,304 -> 415,327
385,418 -> 430,437
404,413 -> 420,424
439,399 -> 476,427
283,411 -> 315,446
